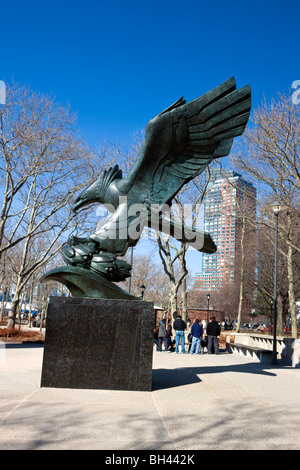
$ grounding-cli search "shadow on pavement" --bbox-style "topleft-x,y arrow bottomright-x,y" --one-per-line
152,362 -> 278,391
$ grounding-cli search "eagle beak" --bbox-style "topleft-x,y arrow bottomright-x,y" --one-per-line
71,197 -> 84,212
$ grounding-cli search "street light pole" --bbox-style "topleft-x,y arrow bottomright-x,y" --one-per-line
272,207 -> 279,365
207,293 -> 210,326
266,201 -> 288,365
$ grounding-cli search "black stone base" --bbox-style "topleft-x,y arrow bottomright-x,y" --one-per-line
41,297 -> 154,391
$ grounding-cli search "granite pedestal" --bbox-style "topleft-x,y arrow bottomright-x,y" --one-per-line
41,297 -> 155,391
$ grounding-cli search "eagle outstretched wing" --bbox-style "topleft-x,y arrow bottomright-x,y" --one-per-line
118,77 -> 251,208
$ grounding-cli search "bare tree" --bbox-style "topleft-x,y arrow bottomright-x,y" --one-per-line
0,83 -> 111,326
0,83 -> 98,255
232,92 -> 300,337
154,172 -> 211,321
118,252 -> 169,306
156,234 -> 186,317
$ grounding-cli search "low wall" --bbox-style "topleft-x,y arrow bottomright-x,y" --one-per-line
292,339 -> 300,368
223,332 -> 300,367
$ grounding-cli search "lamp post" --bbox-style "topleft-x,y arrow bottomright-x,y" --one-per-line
272,205 -> 279,365
140,284 -> 146,300
206,293 -> 210,325
270,299 -> 273,334
266,202 -> 287,365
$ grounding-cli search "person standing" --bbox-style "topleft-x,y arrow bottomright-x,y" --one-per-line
153,326 -> 159,350
173,314 -> 186,354
207,316 -> 221,354
165,321 -> 174,352
189,319 -> 204,355
158,319 -> 167,351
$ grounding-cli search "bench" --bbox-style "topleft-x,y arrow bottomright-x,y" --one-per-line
227,342 -> 273,364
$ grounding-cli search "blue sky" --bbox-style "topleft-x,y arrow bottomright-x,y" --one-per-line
2,0 -> 299,144
1,0 -> 300,276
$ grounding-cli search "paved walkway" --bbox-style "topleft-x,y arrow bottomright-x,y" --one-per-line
0,344 -> 299,450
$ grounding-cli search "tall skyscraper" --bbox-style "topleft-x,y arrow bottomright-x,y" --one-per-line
195,170 -> 256,292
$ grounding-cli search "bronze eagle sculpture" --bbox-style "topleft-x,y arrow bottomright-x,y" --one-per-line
41,77 -> 251,299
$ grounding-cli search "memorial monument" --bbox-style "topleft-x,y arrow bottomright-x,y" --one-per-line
40,77 -> 251,391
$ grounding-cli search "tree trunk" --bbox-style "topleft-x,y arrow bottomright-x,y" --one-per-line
8,296 -> 20,328
236,218 -> 245,333
276,292 -> 284,336
285,213 -> 297,338
170,291 -> 177,318
40,296 -> 48,331
27,284 -> 34,328
156,235 -> 183,319
0,294 -> 6,322
179,243 -> 188,323
181,277 -> 188,323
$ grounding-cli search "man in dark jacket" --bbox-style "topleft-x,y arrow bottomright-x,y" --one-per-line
189,319 -> 204,355
207,317 -> 221,354
173,315 -> 186,354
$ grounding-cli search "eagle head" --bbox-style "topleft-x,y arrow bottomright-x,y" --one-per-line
72,165 -> 122,212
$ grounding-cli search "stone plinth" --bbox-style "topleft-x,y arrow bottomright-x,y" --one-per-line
41,297 -> 154,391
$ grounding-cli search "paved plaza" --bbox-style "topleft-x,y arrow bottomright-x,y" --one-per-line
0,343 -> 299,450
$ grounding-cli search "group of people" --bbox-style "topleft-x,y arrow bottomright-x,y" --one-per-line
154,319 -> 175,352
153,314 -> 221,355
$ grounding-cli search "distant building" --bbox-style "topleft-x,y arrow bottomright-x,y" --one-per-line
195,170 -> 256,292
